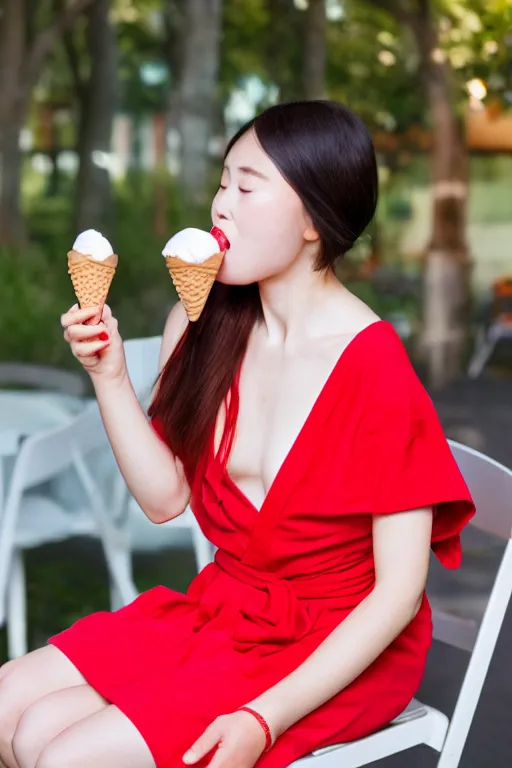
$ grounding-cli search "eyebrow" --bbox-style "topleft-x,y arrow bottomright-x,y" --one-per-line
223,165 -> 268,181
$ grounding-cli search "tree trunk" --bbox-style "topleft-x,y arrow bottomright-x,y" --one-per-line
411,3 -> 470,388
178,0 -> 222,209
0,0 -> 27,243
0,0 -> 98,246
0,113 -> 26,243
74,0 -> 118,235
162,0 -> 186,135
303,0 -> 327,100
265,0 -> 304,101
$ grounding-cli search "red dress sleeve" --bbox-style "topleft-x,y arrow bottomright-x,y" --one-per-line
355,326 -> 475,569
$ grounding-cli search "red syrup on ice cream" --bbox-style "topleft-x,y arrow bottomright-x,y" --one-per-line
210,226 -> 230,252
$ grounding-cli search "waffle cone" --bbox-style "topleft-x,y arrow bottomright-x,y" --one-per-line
165,251 -> 224,322
67,250 -> 118,324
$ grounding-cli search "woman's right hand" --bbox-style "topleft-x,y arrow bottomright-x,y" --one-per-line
61,304 -> 127,385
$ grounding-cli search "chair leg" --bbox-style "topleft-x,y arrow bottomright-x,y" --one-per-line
6,549 -> 28,660
467,326 -> 500,378
104,545 -> 138,611
191,524 -> 214,573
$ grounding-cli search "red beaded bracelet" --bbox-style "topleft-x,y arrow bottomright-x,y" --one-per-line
237,706 -> 273,752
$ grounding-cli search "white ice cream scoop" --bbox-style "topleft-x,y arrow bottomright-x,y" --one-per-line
73,229 -> 114,262
162,228 -> 221,265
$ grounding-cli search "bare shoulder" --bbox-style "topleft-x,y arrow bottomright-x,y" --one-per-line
159,301 -> 189,370
342,288 -> 381,333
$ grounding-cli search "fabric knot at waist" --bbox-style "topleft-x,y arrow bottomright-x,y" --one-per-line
206,550 -> 325,653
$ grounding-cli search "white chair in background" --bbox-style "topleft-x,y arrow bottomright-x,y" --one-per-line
467,321 -> 512,379
0,404 -> 139,660
123,335 -> 163,407
0,391 -> 81,435
113,335 -> 215,573
288,440 -> 512,768
0,363 -> 87,397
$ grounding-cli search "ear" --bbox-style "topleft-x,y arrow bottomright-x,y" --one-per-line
304,226 -> 320,242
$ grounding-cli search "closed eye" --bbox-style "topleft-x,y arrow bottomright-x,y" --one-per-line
239,188 -> 252,194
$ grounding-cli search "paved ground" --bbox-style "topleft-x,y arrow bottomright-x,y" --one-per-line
2,367 -> 511,767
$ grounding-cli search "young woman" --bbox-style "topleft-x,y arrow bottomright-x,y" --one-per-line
0,100 -> 474,768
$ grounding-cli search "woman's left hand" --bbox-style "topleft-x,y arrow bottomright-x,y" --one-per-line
182,710 -> 271,767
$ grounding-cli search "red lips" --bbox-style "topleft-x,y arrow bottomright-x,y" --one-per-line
210,226 -> 230,252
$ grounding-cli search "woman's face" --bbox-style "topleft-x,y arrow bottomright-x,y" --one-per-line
211,129 -> 315,285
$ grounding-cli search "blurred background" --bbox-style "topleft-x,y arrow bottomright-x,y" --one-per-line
0,0 -> 511,384
1,3 -> 512,760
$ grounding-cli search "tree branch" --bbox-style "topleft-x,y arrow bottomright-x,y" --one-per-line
26,0 -> 97,89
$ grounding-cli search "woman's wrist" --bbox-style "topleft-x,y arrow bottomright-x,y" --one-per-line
237,707 -> 273,751
241,695 -> 289,743
90,367 -> 128,394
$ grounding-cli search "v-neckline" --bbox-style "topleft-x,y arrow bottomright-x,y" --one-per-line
215,320 -> 386,517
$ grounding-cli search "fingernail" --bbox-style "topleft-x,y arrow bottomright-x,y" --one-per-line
99,332 -> 109,341
182,751 -> 195,764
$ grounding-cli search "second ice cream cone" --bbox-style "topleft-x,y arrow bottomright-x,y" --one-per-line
68,250 -> 118,324
165,251 -> 224,322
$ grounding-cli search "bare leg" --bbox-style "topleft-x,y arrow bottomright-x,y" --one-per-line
12,685 -> 107,768
36,704 -> 156,768
0,646 -> 87,768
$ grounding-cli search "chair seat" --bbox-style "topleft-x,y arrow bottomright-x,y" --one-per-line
14,494 -> 97,548
288,699 -> 449,767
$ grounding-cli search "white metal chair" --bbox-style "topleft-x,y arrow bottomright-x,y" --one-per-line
115,335 -> 215,572
288,440 -> 512,768
123,335 -> 163,407
467,320 -> 512,378
0,404 -> 139,660
0,390 -> 83,435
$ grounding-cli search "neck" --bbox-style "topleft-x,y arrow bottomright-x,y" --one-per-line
258,256 -> 342,348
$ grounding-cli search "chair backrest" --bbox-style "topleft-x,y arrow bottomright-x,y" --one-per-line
5,404 -> 107,493
0,363 -> 87,396
123,336 -> 162,405
0,404 -> 114,624
433,440 -> 512,767
0,430 -> 20,459
448,440 -> 512,540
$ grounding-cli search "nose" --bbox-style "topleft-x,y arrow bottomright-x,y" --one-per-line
213,186 -> 232,223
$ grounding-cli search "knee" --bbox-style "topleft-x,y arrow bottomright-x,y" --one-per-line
35,738 -> 70,768
0,660 -> 23,744
12,700 -> 46,768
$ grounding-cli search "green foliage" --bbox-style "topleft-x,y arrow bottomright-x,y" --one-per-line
327,4 -> 426,131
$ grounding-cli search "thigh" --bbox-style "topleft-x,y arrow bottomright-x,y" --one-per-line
12,684 -> 107,768
0,644 -> 87,703
0,645 -> 87,749
36,705 -> 156,768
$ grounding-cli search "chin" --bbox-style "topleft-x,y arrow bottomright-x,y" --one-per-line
217,251 -> 284,286
216,259 -> 260,286
216,273 -> 259,287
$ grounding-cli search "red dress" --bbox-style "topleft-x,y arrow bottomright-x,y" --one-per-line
49,321 -> 475,767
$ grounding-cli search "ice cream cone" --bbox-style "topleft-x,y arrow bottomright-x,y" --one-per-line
68,250 -> 118,324
165,251 -> 224,322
